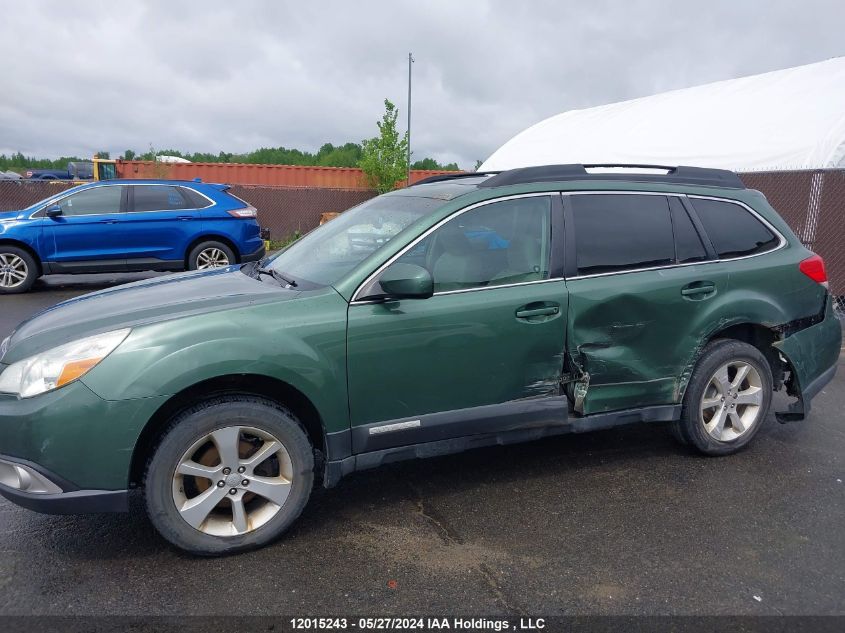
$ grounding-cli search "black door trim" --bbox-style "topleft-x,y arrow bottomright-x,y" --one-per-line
323,403 -> 680,487
45,257 -> 184,274
678,196 -> 718,260
351,395 -> 571,454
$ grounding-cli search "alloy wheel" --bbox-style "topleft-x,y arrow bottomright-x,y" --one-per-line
0,253 -> 28,289
196,247 -> 230,269
172,426 -> 293,536
700,361 -> 764,442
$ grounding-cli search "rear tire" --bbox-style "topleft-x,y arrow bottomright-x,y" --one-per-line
188,241 -> 236,271
673,339 -> 772,455
144,396 -> 314,556
0,246 -> 38,294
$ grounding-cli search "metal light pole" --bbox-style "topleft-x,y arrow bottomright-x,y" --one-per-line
407,52 -> 414,185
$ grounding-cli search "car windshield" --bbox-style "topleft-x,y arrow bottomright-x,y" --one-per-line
263,193 -> 446,287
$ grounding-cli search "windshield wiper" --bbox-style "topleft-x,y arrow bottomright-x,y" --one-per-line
255,266 -> 298,288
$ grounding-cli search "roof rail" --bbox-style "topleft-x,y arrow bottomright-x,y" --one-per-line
477,164 -> 745,189
409,172 -> 498,186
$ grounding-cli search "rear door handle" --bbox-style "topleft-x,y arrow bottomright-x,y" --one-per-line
516,305 -> 560,318
681,282 -> 716,297
177,215 -> 193,221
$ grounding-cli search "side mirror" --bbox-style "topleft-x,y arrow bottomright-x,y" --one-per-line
44,204 -> 62,217
376,263 -> 433,300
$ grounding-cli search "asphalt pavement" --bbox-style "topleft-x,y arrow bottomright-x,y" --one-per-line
0,273 -> 843,617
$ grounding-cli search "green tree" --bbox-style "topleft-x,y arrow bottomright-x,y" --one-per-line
412,157 -> 435,170
412,157 -> 460,171
359,99 -> 410,193
0,152 -> 86,172
0,140 -> 457,173
316,142 -> 362,167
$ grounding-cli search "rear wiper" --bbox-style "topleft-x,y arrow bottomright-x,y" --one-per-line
255,266 -> 298,288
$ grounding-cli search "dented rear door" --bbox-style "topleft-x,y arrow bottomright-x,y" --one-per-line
563,192 -> 730,414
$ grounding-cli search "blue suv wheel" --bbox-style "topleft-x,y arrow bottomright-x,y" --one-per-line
189,241 -> 237,270
0,245 -> 38,294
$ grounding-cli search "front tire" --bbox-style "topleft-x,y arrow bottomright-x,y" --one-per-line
0,246 -> 38,294
673,339 -> 773,456
144,396 -> 314,555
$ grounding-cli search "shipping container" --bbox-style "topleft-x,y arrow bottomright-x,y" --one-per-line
116,161 -> 457,189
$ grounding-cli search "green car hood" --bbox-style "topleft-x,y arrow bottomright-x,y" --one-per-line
2,267 -> 298,363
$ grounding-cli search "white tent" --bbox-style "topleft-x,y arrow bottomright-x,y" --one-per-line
156,155 -> 191,163
480,57 -> 845,173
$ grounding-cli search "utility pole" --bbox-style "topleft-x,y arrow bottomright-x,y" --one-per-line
407,52 -> 414,185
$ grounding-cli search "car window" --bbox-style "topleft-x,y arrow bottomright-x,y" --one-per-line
181,187 -> 213,209
57,186 -> 123,216
571,194 -> 674,275
132,185 -> 192,212
689,198 -> 779,258
394,196 -> 551,293
669,197 -> 708,263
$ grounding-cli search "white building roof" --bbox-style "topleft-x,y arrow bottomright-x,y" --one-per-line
480,57 -> 845,173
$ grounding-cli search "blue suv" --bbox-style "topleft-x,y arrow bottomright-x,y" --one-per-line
0,180 -> 265,293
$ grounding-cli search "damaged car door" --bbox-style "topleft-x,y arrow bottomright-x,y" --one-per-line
346,193 -> 569,451
563,192 -> 730,415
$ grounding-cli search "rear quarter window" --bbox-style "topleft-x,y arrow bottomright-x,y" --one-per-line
182,187 -> 213,209
690,198 -> 780,258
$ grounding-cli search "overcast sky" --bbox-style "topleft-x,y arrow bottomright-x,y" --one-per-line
2,0 -> 843,169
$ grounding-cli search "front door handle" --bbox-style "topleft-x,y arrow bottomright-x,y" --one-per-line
98,219 -> 119,224
681,282 -> 716,298
516,304 -> 560,319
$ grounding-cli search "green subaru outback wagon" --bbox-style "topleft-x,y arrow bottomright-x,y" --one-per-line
0,165 -> 839,554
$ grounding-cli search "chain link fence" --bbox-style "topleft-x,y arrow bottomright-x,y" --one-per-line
0,173 -> 842,316
0,180 -> 77,209
739,169 -> 845,317
226,185 -> 374,238
0,180 -> 374,240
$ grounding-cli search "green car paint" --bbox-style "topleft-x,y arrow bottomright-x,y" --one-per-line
0,171 -> 840,505
774,297 -> 841,398
347,279 -> 569,425
0,382 -> 168,490
82,288 -> 350,433
565,240 -> 829,415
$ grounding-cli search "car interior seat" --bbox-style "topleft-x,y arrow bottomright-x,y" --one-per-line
491,237 -> 544,285
432,224 -> 485,292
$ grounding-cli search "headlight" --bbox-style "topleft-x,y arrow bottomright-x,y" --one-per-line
0,329 -> 130,398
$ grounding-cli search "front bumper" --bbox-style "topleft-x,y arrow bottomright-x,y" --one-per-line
0,379 -> 168,504
0,454 -> 127,514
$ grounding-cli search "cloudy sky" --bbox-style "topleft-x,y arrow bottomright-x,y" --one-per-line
2,0 -> 843,169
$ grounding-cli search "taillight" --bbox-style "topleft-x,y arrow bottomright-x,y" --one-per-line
799,254 -> 828,288
227,205 -> 257,218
